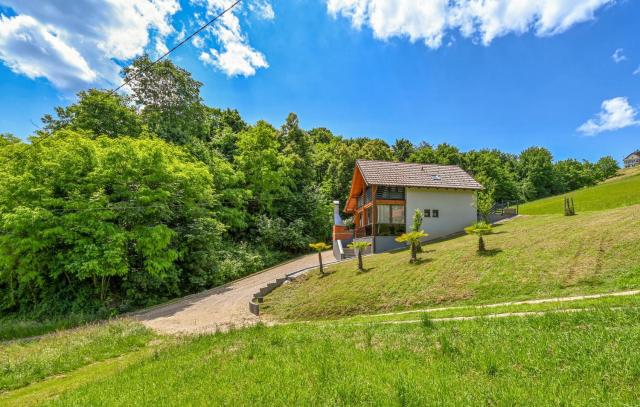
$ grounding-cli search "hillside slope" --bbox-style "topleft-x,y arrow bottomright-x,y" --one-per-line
34,309 -> 640,406
263,204 -> 640,320
518,167 -> 640,215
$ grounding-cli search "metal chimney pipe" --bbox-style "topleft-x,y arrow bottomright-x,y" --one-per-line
333,200 -> 343,226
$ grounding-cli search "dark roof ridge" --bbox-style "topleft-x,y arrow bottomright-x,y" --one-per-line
355,159 -> 483,190
355,159 -> 463,168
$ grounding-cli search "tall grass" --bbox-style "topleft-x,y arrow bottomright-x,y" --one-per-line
49,308 -> 640,406
0,314 -> 100,341
0,319 -> 154,392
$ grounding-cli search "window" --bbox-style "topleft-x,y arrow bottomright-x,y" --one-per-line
432,209 -> 439,218
365,186 -> 372,204
377,205 -> 404,225
365,206 -> 373,225
377,205 -> 390,223
376,204 -> 406,236
376,186 -> 405,200
424,209 -> 431,217
391,205 -> 404,224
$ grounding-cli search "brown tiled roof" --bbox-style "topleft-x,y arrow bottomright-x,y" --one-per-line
356,159 -> 483,190
624,151 -> 640,160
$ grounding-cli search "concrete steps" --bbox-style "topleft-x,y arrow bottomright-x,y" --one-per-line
342,247 -> 355,259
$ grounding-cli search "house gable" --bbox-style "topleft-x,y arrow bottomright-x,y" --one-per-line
624,151 -> 640,161
355,160 -> 483,190
344,159 -> 482,214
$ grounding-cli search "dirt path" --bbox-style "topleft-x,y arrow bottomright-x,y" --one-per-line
134,251 -> 336,334
372,306 -> 633,325
368,289 -> 640,318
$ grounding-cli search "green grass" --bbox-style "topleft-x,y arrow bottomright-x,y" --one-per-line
0,319 -> 154,393
0,314 -> 100,341
41,308 -> 640,406
518,167 -> 640,215
344,292 -> 640,323
263,204 -> 640,321
0,346 -> 156,407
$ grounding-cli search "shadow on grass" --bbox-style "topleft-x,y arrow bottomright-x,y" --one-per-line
477,248 -> 503,257
356,267 -> 377,274
411,258 -> 434,266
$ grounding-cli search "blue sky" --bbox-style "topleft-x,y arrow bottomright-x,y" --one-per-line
0,0 -> 638,163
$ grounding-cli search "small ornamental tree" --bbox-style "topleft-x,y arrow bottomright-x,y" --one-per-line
348,241 -> 371,272
464,222 -> 493,253
563,196 -> 576,216
395,231 -> 428,263
309,242 -> 331,275
476,190 -> 495,222
343,216 -> 354,230
411,209 -> 424,253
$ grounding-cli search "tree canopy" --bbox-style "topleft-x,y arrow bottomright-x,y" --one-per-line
0,55 -> 621,318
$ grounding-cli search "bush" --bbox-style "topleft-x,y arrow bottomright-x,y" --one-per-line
257,216 -> 311,253
0,131 -> 223,314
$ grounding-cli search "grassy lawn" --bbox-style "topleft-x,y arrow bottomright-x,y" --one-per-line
0,320 -> 154,393
0,314 -> 101,342
518,167 -> 640,215
3,172 -> 639,406
37,308 -> 640,406
343,291 -> 640,323
262,204 -> 640,321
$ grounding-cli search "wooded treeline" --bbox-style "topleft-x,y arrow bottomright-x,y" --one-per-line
0,56 -> 619,317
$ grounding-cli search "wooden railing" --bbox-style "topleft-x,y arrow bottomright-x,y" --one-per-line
333,225 -> 353,241
355,225 -> 372,238
482,201 -> 519,221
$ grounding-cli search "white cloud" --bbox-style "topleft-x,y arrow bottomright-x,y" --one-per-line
192,35 -> 205,48
0,0 -> 273,87
0,15 -> 97,89
200,42 -> 268,76
634,66 -> 640,76
250,0 -> 275,20
612,48 -> 626,63
175,26 -> 187,42
327,0 -> 613,48
191,0 -> 271,77
0,0 -> 180,90
577,97 -> 640,136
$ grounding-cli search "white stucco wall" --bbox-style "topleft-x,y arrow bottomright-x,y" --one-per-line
405,188 -> 477,240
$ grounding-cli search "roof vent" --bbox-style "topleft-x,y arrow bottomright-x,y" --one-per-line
432,175 -> 441,181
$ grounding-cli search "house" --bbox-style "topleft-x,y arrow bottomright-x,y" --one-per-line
333,159 -> 483,256
624,151 -> 640,168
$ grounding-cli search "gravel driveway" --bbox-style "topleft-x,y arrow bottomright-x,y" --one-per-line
134,251 -> 336,334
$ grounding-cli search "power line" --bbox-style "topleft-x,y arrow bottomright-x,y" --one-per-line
109,0 -> 241,96
2,0 -> 242,165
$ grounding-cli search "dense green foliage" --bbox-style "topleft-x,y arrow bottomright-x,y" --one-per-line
32,309 -> 640,406
0,56 -> 621,318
